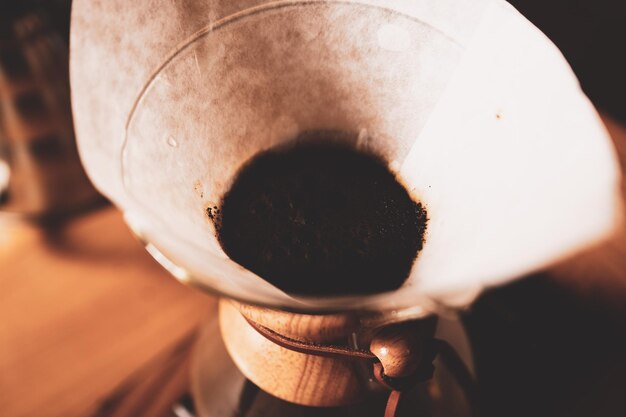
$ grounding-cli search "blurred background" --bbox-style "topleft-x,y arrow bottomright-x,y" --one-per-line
0,1 -> 625,417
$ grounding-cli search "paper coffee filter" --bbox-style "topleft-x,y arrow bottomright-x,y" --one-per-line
71,0 -> 622,311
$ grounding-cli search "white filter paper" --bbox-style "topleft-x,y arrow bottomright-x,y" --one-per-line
70,0 -> 622,311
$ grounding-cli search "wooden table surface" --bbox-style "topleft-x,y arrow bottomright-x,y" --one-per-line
0,115 -> 624,417
0,206 -> 216,417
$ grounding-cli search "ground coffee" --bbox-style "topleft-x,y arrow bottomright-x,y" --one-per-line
211,131 -> 427,296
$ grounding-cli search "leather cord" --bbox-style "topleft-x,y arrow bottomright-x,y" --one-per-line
245,317 -> 478,417
245,317 -> 376,360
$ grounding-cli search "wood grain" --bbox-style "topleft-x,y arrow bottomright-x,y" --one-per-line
370,323 -> 427,379
236,302 -> 358,343
220,300 -> 366,407
0,206 -> 215,417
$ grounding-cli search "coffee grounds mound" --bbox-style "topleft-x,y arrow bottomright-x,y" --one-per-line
212,132 -> 427,296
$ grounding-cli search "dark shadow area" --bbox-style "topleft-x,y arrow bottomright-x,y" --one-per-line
464,273 -> 626,417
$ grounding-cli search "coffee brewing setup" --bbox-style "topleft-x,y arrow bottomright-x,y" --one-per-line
70,0 -> 622,415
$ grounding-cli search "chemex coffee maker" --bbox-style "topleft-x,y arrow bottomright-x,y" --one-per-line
69,0 -> 622,416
